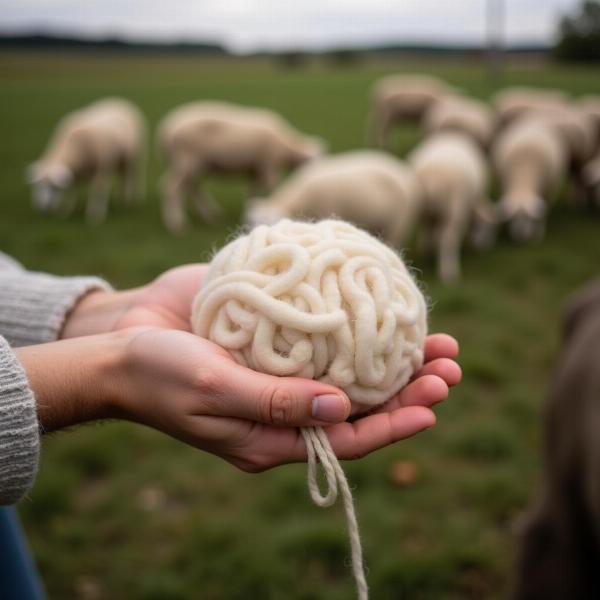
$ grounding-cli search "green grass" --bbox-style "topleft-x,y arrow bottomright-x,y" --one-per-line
2,51 -> 600,599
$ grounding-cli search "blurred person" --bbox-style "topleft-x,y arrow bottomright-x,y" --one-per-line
513,279 -> 600,599
0,251 -> 461,596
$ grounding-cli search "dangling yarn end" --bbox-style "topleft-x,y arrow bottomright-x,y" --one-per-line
301,426 -> 369,600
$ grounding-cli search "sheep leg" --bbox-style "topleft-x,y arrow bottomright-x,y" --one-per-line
193,185 -> 222,224
161,168 -> 191,234
58,188 -> 77,219
438,207 -> 468,284
438,229 -> 461,284
374,109 -> 392,150
86,171 -> 113,225
385,205 -> 417,250
256,164 -> 279,194
417,221 -> 438,257
569,171 -> 591,209
122,157 -> 144,206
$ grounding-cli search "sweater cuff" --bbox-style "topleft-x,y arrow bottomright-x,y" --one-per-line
0,271 -> 112,347
0,336 -> 40,505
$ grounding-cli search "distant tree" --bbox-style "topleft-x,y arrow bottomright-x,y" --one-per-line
554,0 -> 600,62
326,49 -> 362,67
276,51 -> 309,69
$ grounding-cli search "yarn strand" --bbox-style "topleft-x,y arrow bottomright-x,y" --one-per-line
301,426 -> 369,600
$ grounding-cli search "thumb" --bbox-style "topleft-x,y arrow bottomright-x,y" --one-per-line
212,362 -> 352,426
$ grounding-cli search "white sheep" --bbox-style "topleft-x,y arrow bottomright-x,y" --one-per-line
493,87 -> 570,127
27,98 -> 146,224
533,104 -> 597,207
584,154 -> 600,207
245,150 -> 421,249
157,101 -> 325,233
369,74 -> 459,149
492,115 -> 567,242
580,95 -> 600,148
580,96 -> 600,204
424,95 -> 496,149
408,132 -> 495,283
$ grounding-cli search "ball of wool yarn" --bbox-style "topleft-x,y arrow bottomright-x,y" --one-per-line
191,219 -> 428,413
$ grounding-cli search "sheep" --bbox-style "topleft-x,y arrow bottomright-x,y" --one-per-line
408,132 -> 495,283
533,104 -> 597,207
369,74 -> 459,149
492,115 -> 567,243
583,154 -> 600,208
27,98 -> 146,224
513,278 -> 600,599
245,150 -> 420,250
493,86 -> 570,128
424,95 -> 497,149
580,96 -> 600,205
579,95 -> 600,149
157,101 -> 325,234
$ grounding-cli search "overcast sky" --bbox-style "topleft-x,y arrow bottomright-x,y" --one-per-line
0,0 -> 581,53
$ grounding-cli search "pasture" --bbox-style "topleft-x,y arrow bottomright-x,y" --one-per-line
1,51 -> 599,599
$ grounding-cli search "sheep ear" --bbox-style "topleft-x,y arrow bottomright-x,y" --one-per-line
25,162 -> 41,183
51,165 -> 73,189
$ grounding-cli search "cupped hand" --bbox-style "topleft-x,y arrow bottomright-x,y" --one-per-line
117,329 -> 460,472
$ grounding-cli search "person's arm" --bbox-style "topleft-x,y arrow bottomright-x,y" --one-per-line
0,267 -> 111,347
0,336 -> 39,505
15,328 -> 460,472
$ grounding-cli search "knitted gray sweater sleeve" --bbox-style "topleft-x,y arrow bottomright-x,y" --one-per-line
0,336 -> 39,504
0,252 -> 112,504
0,253 -> 112,347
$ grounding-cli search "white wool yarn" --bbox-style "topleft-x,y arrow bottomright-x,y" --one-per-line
192,219 -> 427,413
191,219 -> 428,600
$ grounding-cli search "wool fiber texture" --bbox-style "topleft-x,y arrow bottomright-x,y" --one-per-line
192,219 -> 427,413
191,219 -> 428,600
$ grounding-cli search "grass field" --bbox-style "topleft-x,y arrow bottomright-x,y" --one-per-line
1,51 -> 600,599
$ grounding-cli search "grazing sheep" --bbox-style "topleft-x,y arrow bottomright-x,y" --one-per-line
492,115 -> 567,243
424,95 -> 496,149
408,132 -> 495,283
537,105 -> 596,165
533,104 -> 597,207
513,279 -> 600,600
580,96 -> 600,204
27,98 -> 146,224
157,101 -> 325,233
245,150 -> 421,249
583,154 -> 600,207
493,87 -> 570,127
580,95 -> 600,148
369,74 -> 459,149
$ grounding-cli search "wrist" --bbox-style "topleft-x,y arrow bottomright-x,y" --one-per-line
15,331 -> 132,432
60,288 -> 141,339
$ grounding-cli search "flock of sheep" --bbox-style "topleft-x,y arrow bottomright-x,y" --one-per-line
27,74 -> 600,283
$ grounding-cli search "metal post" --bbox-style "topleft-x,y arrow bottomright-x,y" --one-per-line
487,0 -> 505,84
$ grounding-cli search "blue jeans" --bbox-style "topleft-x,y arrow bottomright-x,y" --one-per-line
0,507 -> 45,599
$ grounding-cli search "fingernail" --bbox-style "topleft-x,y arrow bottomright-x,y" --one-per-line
312,394 -> 347,423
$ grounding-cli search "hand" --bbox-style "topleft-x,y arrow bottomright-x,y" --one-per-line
60,264 -> 209,338
17,328 -> 460,471
117,329 -> 461,472
113,264 -> 209,330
